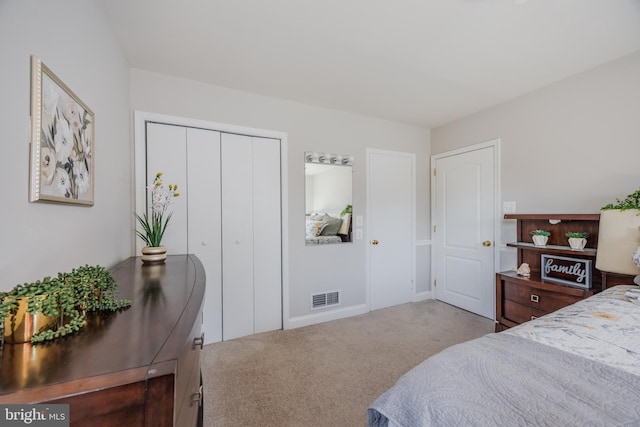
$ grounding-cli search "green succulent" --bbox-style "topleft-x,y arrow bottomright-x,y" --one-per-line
1,265 -> 131,344
565,231 -> 590,239
530,229 -> 551,237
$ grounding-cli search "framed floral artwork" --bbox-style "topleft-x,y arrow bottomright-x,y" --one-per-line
29,55 -> 94,205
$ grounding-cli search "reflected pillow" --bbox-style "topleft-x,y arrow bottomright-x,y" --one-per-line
306,220 -> 327,238
320,215 -> 343,236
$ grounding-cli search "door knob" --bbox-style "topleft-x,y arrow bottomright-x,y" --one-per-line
482,240 -> 492,247
371,239 -> 379,245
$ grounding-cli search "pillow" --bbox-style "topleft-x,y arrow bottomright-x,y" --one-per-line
320,214 -> 343,236
306,220 -> 327,238
309,213 -> 325,221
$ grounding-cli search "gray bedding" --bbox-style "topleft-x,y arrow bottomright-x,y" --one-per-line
367,332 -> 640,427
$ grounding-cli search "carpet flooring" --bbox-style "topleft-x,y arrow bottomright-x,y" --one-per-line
201,300 -> 495,426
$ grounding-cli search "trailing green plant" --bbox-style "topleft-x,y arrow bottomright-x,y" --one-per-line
601,188 -> 640,211
565,231 -> 590,239
341,204 -> 352,216
0,265 -> 131,344
530,229 -> 551,237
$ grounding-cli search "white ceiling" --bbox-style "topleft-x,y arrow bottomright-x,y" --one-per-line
100,0 -> 640,128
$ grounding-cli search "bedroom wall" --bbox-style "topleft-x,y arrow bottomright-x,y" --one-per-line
129,69 -> 431,322
432,50 -> 640,270
0,0 -> 131,291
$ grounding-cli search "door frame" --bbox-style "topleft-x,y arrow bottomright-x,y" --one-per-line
133,111 -> 290,328
430,139 -> 501,318
365,148 -> 416,310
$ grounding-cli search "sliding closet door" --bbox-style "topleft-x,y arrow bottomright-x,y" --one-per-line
221,133 -> 282,340
145,123 -> 188,254
186,128 -> 222,343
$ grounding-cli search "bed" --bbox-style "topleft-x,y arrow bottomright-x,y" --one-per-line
305,212 -> 351,245
367,284 -> 640,426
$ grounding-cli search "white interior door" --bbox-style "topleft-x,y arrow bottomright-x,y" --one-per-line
221,134 -> 282,340
186,128 -> 222,344
145,123 -> 188,254
433,144 -> 496,319
222,134 -> 255,340
252,137 -> 282,334
367,149 -> 415,311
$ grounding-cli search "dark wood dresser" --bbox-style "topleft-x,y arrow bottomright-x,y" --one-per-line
496,214 -> 634,331
0,255 -> 206,427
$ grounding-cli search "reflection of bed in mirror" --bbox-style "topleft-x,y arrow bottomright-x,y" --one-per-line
305,152 -> 353,245
305,212 -> 351,245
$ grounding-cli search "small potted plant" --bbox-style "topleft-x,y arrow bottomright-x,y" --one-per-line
530,229 -> 550,246
135,172 -> 180,265
1,266 -> 131,344
565,231 -> 590,250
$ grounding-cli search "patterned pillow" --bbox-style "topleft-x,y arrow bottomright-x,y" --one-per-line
306,220 -> 327,238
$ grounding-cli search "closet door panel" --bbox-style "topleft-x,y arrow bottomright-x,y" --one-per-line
187,128 -> 222,344
145,123 -> 188,254
252,137 -> 282,334
221,134 -> 254,340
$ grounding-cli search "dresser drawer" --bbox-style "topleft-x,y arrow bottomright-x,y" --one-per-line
503,280 -> 583,313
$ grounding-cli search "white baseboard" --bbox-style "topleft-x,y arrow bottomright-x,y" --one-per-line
414,291 -> 433,302
287,303 -> 369,329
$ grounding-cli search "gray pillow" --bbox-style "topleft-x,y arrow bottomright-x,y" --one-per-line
320,215 -> 343,236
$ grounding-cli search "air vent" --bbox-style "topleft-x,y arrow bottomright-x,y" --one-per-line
311,290 -> 341,310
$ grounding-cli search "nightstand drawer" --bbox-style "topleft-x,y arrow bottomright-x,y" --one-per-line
503,280 -> 583,313
503,300 -> 548,324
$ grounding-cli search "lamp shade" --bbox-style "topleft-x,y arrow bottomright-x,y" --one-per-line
595,209 -> 640,275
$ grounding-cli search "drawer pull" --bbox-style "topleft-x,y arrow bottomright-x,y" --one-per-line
530,294 -> 539,303
191,384 -> 203,406
193,332 -> 205,350
531,315 -> 538,320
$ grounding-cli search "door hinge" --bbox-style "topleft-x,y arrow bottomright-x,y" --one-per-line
433,168 -> 436,176
433,279 -> 437,287
433,225 -> 436,233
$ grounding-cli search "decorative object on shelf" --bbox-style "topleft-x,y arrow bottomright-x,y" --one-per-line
136,172 -> 180,264
565,231 -> 590,250
0,265 -> 130,344
29,55 -> 95,206
530,229 -> 550,246
596,188 -> 640,275
516,262 -> 531,277
541,254 -> 592,289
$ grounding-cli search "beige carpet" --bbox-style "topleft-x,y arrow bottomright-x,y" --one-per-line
201,300 -> 495,427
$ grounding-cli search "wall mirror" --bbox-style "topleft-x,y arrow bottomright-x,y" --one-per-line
305,152 -> 353,245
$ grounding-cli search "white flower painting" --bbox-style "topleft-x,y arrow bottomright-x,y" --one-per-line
30,56 -> 94,205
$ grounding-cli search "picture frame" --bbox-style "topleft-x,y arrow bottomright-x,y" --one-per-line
30,55 -> 94,205
541,254 -> 592,289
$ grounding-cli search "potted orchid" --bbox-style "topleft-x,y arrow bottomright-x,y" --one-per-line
135,172 -> 180,264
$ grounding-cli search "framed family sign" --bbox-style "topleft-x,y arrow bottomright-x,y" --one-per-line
30,55 -> 94,205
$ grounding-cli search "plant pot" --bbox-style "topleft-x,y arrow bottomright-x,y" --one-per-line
596,209 -> 640,275
568,237 -> 587,250
141,245 -> 167,265
532,235 -> 548,246
3,297 -> 56,344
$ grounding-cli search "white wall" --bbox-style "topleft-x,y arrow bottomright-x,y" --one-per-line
130,69 -> 431,320
0,0 -> 131,291
432,50 -> 640,268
